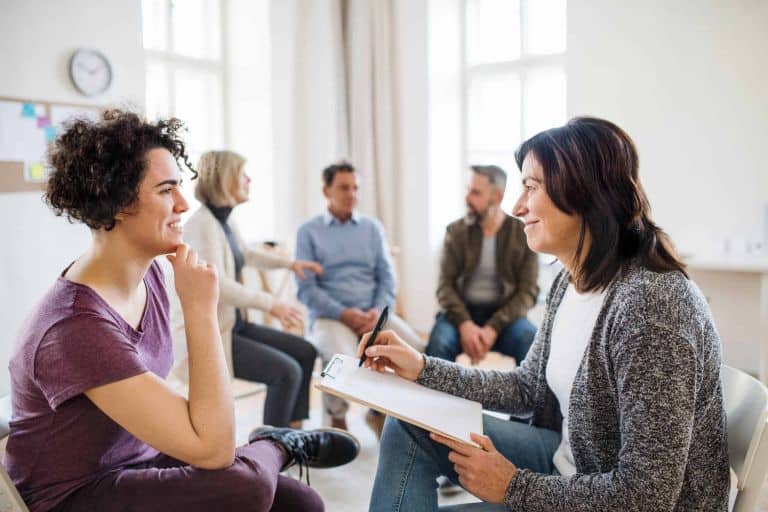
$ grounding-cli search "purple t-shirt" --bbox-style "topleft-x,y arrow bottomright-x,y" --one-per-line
5,261 -> 173,512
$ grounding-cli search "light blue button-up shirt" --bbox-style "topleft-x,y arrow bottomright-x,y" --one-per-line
295,210 -> 396,325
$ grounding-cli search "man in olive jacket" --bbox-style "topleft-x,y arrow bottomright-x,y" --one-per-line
428,165 -> 539,366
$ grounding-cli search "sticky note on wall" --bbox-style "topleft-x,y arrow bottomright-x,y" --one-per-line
21,103 -> 36,118
26,162 -> 46,182
44,126 -> 57,142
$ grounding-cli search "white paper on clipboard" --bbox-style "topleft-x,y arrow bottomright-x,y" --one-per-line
316,354 -> 483,446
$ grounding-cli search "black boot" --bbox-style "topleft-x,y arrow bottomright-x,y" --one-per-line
249,426 -> 360,482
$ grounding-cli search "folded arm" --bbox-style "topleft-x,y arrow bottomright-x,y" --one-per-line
417,331 -> 544,415
86,248 -> 235,469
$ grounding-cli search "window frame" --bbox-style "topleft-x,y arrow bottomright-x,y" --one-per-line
143,0 -> 230,147
461,0 -> 566,200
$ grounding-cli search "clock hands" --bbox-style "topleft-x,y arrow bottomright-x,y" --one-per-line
70,49 -> 111,96
77,61 -> 105,76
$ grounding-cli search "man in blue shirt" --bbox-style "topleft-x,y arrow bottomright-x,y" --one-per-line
295,161 -> 423,434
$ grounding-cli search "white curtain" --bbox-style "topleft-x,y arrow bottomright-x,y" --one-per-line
344,0 -> 400,239
272,0 -> 402,243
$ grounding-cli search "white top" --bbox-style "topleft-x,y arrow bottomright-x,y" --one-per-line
546,282 -> 606,476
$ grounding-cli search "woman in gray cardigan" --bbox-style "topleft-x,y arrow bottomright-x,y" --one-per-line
362,117 -> 729,511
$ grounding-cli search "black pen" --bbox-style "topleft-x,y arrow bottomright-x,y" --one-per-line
358,305 -> 389,367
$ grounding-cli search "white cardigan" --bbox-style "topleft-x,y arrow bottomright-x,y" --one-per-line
166,206 -> 292,382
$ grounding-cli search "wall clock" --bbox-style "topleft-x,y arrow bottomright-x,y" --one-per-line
68,49 -> 113,97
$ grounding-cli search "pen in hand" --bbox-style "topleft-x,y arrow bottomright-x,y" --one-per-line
358,306 -> 389,367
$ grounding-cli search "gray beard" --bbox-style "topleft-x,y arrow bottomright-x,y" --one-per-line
464,207 -> 489,225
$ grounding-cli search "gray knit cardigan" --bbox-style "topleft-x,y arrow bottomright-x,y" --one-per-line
417,264 -> 730,511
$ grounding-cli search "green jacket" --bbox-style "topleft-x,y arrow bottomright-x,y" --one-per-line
437,215 -> 539,333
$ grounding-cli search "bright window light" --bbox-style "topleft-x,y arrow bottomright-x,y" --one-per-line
524,0 -> 567,55
171,0 -> 221,60
466,0 -> 521,65
463,0 -> 567,211
468,73 -> 522,151
523,67 -> 566,138
141,0 -> 168,51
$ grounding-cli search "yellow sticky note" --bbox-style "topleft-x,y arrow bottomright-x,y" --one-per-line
26,162 -> 46,182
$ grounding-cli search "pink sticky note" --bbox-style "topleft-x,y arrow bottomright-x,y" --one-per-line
37,116 -> 50,128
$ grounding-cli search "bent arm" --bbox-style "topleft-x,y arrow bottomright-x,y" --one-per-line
416,330 -> 544,415
86,301 -> 235,469
244,246 -> 292,270
218,272 -> 274,311
231,223 -> 293,270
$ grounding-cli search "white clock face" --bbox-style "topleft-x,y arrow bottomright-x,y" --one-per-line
69,49 -> 112,97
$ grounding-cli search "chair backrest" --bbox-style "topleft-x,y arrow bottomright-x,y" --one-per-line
721,365 -> 768,512
0,395 -> 30,512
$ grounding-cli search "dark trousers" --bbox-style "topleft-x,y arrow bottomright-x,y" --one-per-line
232,322 -> 317,427
54,441 -> 323,512
426,304 -> 536,364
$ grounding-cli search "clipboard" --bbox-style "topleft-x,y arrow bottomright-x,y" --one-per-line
316,354 -> 483,446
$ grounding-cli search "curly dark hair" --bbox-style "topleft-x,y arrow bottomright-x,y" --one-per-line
46,109 -> 196,231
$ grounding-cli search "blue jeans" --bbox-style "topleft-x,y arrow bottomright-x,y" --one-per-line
426,311 -> 536,365
369,415 -> 560,511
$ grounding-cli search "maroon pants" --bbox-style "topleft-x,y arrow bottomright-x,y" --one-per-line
53,441 -> 323,512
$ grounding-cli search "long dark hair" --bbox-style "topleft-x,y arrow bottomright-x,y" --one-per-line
514,116 -> 687,292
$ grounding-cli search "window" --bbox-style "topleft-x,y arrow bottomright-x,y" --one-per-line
464,0 -> 567,211
143,0 -> 275,242
142,0 -> 226,211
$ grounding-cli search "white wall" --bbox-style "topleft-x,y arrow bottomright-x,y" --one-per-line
568,0 -> 768,259
0,0 -> 145,394
393,0 -> 435,331
568,0 -> 768,373
0,0 -> 145,108
226,0 -> 275,242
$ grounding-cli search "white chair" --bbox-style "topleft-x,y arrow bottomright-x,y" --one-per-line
0,395 -> 30,512
722,365 -> 768,511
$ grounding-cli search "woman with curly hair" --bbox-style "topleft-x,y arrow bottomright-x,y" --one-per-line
169,149 -> 321,429
361,117 -> 729,511
5,110 -> 359,512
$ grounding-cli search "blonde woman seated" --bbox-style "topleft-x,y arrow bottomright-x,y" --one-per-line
170,150 -> 322,428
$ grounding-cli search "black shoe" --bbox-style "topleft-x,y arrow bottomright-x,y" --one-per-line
249,426 -> 360,480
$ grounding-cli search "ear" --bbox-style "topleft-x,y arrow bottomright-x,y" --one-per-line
322,185 -> 330,199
